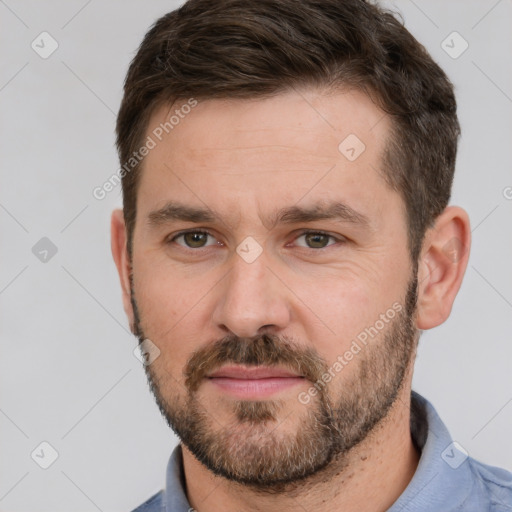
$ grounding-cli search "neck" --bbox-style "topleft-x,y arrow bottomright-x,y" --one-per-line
182,385 -> 420,512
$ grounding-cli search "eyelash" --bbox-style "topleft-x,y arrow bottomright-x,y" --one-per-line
167,229 -> 343,250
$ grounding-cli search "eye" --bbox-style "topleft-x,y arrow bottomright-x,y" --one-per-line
168,229 -> 342,251
293,230 -> 340,249
169,230 -> 220,249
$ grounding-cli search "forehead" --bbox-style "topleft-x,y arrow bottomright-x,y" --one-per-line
137,88 -> 397,228
147,87 -> 388,158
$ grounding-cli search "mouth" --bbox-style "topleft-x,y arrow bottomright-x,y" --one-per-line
206,365 -> 305,399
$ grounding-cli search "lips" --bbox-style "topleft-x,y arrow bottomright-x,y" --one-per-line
206,365 -> 305,399
207,365 -> 301,379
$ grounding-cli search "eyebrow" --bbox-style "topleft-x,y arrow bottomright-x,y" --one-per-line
147,200 -> 371,229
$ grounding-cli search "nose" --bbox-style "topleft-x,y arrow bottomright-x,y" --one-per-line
211,248 -> 291,338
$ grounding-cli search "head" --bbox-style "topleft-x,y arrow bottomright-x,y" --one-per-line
111,0 -> 470,490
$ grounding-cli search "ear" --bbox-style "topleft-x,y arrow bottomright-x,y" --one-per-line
111,209 -> 135,331
416,206 -> 471,330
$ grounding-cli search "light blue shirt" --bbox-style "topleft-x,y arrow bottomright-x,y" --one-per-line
132,392 -> 512,511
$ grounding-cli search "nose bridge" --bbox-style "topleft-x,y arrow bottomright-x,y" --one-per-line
212,248 -> 290,337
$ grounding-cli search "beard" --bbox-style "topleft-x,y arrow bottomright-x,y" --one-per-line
130,271 -> 418,492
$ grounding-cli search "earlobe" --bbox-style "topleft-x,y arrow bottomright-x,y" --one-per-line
415,206 -> 471,330
110,209 -> 135,330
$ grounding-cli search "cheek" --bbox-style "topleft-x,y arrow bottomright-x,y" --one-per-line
132,260 -> 218,373
134,249 -> 215,319
293,272 -> 371,336
293,268 -> 402,367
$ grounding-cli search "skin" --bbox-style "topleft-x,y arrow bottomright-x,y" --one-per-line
111,88 -> 471,512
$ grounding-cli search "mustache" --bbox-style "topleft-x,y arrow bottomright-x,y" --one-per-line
184,333 -> 328,393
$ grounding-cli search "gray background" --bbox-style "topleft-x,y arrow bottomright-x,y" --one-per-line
0,1 -> 511,510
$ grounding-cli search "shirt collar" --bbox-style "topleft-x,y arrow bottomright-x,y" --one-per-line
165,445 -> 191,511
388,391 -> 474,511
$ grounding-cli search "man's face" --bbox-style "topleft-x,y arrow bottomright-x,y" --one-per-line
128,88 -> 418,488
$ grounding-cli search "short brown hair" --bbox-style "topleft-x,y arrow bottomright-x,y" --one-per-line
116,0 -> 460,261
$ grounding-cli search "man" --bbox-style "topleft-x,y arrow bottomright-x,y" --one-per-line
111,0 -> 512,510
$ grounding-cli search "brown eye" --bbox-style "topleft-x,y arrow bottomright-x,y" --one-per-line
306,233 -> 330,248
170,230 -> 218,249
183,232 -> 208,248
295,231 -> 337,249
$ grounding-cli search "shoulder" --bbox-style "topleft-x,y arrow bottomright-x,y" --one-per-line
130,490 -> 165,512
465,457 -> 512,511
